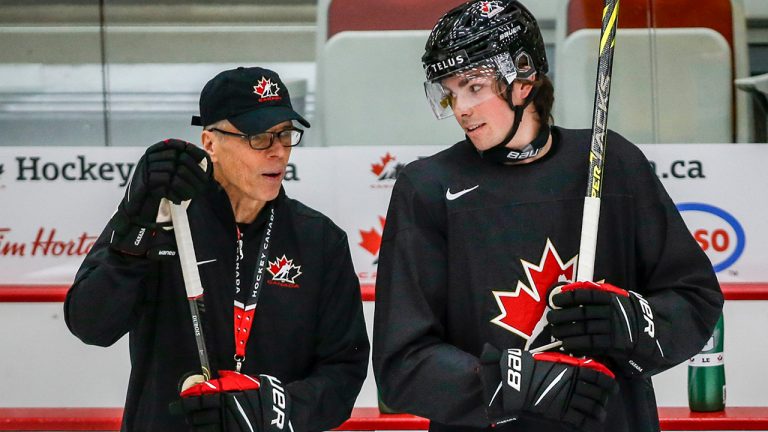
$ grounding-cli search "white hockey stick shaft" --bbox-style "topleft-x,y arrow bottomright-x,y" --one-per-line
170,201 -> 211,380
532,0 -> 620,354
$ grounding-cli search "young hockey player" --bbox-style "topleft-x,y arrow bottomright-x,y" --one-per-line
66,67 -> 369,432
373,2 -> 723,431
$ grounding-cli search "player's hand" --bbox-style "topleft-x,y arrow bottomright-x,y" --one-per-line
109,139 -> 211,256
480,344 -> 617,432
170,370 -> 292,432
547,281 -> 659,375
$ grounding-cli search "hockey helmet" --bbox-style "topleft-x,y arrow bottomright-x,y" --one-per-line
422,0 -> 548,119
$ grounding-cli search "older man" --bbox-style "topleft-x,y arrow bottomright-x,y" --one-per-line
66,67 -> 369,432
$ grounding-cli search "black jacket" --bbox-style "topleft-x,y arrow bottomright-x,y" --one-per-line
373,127 -> 723,432
65,185 -> 370,432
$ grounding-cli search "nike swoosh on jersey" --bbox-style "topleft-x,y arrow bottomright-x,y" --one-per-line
446,185 -> 479,200
197,259 -> 217,266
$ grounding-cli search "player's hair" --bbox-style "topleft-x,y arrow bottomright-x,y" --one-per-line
533,74 -> 554,125
492,74 -> 554,124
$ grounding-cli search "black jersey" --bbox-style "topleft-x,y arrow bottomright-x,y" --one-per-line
65,186 -> 369,432
373,127 -> 722,432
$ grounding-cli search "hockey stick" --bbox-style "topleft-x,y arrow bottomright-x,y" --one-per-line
531,0 -> 621,354
170,201 -> 212,380
576,0 -> 620,283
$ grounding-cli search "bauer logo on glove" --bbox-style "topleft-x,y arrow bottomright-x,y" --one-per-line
480,344 -> 618,432
171,370 -> 293,432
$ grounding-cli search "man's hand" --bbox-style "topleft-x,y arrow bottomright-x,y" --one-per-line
170,370 -> 292,432
109,139 -> 211,256
481,344 -> 617,432
547,281 -> 659,375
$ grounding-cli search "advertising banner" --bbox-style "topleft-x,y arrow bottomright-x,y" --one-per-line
0,145 -> 765,286
641,145 -> 762,281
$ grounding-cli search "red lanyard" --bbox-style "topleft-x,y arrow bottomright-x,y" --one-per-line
233,205 -> 274,372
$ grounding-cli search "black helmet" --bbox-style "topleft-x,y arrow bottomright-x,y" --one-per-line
422,0 -> 548,83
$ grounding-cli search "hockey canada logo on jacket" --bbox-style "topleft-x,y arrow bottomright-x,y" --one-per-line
267,254 -> 302,288
491,239 -> 576,339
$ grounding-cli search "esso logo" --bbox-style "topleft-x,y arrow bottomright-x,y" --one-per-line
677,203 -> 745,273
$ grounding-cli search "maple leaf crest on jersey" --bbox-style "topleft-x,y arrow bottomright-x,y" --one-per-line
491,239 -> 576,339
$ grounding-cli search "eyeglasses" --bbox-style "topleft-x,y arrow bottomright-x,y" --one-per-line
209,127 -> 304,150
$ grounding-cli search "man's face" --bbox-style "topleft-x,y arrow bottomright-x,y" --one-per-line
203,120 -> 293,203
440,73 -> 516,152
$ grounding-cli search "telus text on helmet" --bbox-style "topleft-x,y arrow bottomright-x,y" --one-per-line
426,53 -> 468,75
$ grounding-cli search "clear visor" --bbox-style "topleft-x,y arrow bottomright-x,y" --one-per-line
424,66 -> 502,120
423,51 -> 536,120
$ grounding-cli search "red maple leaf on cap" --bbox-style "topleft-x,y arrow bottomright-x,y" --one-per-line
491,239 -> 577,340
359,216 -> 386,256
371,153 -> 395,177
254,77 -> 271,97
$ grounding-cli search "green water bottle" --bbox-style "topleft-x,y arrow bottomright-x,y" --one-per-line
688,314 -> 726,411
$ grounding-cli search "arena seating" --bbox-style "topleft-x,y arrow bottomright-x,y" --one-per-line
316,0 -> 753,146
553,0 -> 752,143
315,0 -> 466,147
555,28 -> 732,143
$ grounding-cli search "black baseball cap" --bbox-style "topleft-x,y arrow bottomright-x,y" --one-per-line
191,66 -> 310,134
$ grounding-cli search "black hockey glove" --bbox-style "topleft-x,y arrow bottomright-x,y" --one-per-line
170,370 -> 293,432
547,281 -> 660,376
109,139 -> 211,257
480,344 -> 617,432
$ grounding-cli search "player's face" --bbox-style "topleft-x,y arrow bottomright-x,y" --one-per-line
203,120 -> 293,204
442,74 -> 516,152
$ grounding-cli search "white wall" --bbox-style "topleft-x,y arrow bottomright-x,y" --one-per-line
1,300 -> 765,409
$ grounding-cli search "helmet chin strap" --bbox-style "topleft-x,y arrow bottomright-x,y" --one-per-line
472,84 -> 549,164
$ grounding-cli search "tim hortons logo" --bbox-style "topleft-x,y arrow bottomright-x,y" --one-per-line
370,152 -> 404,186
254,77 -> 282,102
491,239 -> 577,339
0,227 -> 98,257
359,216 -> 386,264
267,254 -> 302,287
